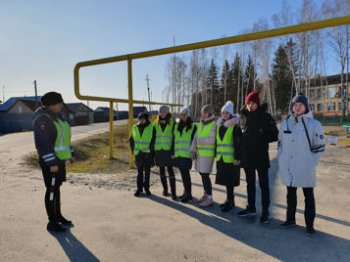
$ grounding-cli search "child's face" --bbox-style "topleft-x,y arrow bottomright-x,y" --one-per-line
293,102 -> 306,115
201,111 -> 209,119
138,118 -> 146,124
246,101 -> 258,112
180,112 -> 188,122
221,111 -> 231,120
159,110 -> 167,119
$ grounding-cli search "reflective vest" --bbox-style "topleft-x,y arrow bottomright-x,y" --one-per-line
154,119 -> 174,151
196,121 -> 215,157
216,126 -> 235,163
53,119 -> 72,160
174,123 -> 194,158
132,124 -> 153,155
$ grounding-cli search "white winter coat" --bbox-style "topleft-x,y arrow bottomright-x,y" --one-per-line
278,111 -> 325,188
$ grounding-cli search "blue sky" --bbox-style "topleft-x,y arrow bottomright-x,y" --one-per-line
0,0 -> 325,110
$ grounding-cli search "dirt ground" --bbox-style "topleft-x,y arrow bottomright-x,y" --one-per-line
0,132 -> 349,261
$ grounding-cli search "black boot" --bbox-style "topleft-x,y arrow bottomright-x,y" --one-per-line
134,189 -> 143,197
181,192 -> 193,203
145,188 -> 152,196
160,175 -> 169,196
221,200 -> 233,213
55,189 -> 73,226
47,221 -> 66,232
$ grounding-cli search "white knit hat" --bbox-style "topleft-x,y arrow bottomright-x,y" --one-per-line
180,107 -> 190,115
221,101 -> 234,115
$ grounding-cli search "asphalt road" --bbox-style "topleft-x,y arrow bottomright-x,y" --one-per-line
0,120 -> 128,157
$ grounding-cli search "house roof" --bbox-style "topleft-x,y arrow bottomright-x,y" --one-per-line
66,103 -> 94,113
0,96 -> 41,112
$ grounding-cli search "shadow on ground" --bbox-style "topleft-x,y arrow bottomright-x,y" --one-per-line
50,229 -> 100,262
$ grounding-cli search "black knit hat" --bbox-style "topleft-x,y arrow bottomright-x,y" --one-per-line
41,92 -> 64,106
291,93 -> 309,113
138,112 -> 149,121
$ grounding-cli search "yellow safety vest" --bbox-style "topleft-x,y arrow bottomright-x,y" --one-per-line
154,119 -> 174,151
196,121 -> 215,157
216,126 -> 235,163
132,124 -> 153,155
53,119 -> 72,160
174,123 -> 194,158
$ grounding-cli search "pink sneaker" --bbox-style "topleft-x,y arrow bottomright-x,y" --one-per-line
198,196 -> 214,207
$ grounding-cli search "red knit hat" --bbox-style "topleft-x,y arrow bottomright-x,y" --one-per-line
245,91 -> 260,106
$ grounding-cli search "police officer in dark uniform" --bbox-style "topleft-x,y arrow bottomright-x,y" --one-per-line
33,92 -> 74,232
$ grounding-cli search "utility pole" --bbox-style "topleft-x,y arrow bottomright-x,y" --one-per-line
2,85 -> 4,103
146,74 -> 151,112
33,80 -> 38,108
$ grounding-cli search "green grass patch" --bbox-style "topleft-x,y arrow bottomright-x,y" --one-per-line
24,125 -> 131,173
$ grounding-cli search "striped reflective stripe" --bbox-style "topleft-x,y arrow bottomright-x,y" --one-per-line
44,156 -> 56,162
217,152 -> 233,156
217,144 -> 233,148
174,141 -> 191,145
135,141 -> 150,145
54,146 -> 71,152
197,147 -> 214,151
42,153 -> 55,159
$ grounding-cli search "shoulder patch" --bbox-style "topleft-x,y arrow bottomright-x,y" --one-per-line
39,122 -> 46,131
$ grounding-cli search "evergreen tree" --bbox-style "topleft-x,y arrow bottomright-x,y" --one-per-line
230,52 -> 244,111
207,59 -> 221,112
244,54 -> 258,95
272,44 -> 293,114
220,59 -> 232,103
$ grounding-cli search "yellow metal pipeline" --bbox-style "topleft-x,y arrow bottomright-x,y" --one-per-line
127,59 -> 135,167
109,101 -> 114,159
73,15 -> 350,166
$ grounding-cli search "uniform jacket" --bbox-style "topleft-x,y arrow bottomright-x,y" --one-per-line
278,111 -> 325,188
33,107 -> 74,167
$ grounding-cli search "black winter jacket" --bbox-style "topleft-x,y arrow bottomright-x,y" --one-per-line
239,103 -> 278,169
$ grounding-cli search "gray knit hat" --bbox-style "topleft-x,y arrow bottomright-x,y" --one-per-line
201,104 -> 214,115
159,105 -> 170,113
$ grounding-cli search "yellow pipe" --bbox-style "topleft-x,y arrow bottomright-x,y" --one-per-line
75,16 -> 350,66
128,59 -> 135,168
109,101 -> 114,159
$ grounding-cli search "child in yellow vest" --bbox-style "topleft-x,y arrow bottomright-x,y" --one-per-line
173,107 -> 197,203
215,101 -> 241,212
154,105 -> 177,200
190,105 -> 216,207
129,112 -> 155,197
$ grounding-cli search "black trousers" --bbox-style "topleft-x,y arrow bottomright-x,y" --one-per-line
159,166 -> 176,195
40,159 -> 66,223
179,168 -> 192,196
200,173 -> 212,196
244,167 -> 270,211
44,180 -> 62,223
226,185 -> 235,202
136,166 -> 151,191
287,187 -> 316,229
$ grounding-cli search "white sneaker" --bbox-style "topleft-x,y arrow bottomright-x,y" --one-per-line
198,196 -> 214,207
198,193 -> 208,203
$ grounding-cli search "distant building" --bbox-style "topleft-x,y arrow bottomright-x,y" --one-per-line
0,96 -> 75,133
66,102 -> 94,125
309,74 -> 349,116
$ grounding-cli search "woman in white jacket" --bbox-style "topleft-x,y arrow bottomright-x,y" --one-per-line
278,93 -> 325,235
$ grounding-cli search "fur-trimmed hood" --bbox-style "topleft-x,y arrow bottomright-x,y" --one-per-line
216,115 -> 240,127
